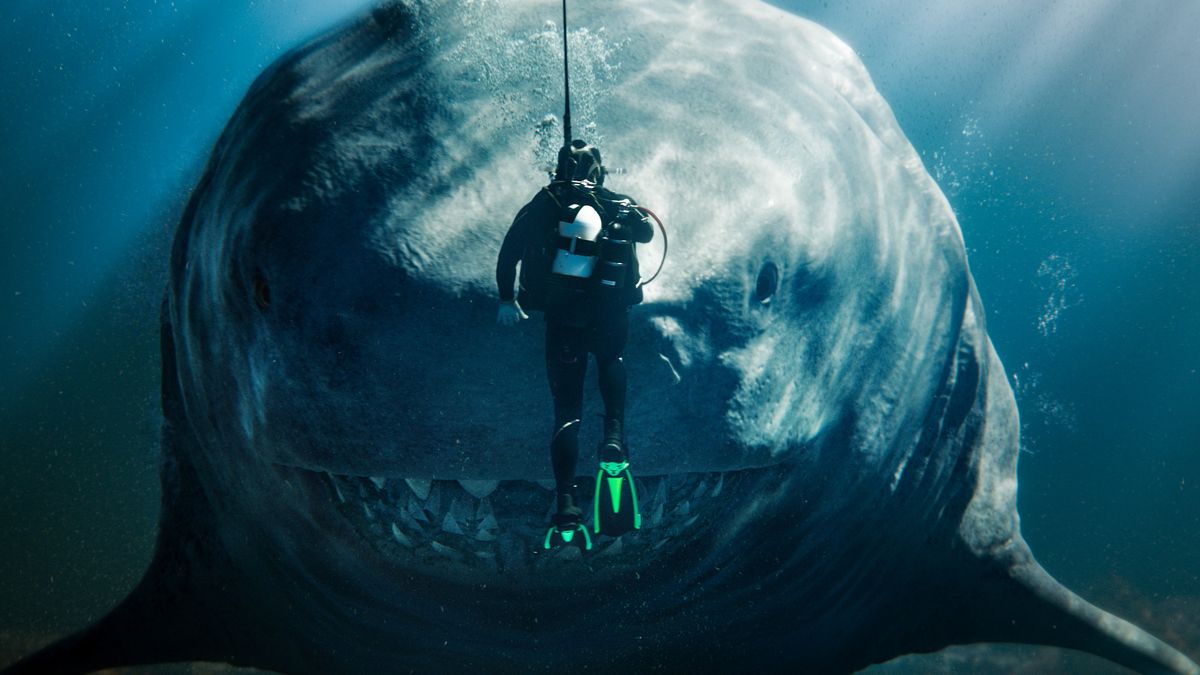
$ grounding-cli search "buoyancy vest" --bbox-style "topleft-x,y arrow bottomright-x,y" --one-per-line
519,181 -> 645,321
553,203 -> 603,279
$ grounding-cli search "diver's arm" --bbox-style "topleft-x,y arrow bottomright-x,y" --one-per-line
497,299 -> 528,326
496,222 -> 523,303
600,189 -> 655,244
496,196 -> 545,325
620,198 -> 654,244
496,217 -> 528,326
605,189 -> 654,244
496,199 -> 537,303
631,208 -> 654,244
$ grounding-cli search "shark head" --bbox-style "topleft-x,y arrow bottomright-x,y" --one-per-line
6,2 -> 1194,674
167,0 -> 971,593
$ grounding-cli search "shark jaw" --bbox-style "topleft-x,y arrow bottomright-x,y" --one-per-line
286,465 -> 769,587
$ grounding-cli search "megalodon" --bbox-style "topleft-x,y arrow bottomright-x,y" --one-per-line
5,1 -> 1197,673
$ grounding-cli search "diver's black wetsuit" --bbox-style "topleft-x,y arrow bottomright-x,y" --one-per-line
496,182 -> 654,497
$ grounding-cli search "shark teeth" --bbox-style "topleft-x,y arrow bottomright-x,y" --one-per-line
324,472 -> 346,503
448,496 -> 474,524
475,514 -> 499,541
599,537 -> 624,557
317,469 -> 749,577
397,507 -> 422,531
407,495 -> 429,523
458,479 -> 499,499
390,522 -> 413,548
423,484 -> 443,516
440,512 -> 465,535
431,541 -> 462,560
646,479 -> 669,528
649,500 -> 665,528
404,478 -> 432,501
475,497 -> 494,521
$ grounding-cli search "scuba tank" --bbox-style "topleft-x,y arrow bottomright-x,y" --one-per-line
553,194 -> 639,298
553,203 -> 603,279
544,196 -> 603,326
594,202 -> 637,297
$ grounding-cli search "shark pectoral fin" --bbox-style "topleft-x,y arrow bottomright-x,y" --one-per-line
1004,556 -> 1198,675
2,309 -> 243,675
0,557 -> 231,675
0,428 -> 241,675
962,541 -> 1200,675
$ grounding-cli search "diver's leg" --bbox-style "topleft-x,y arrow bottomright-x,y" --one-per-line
589,309 -> 641,538
596,355 -> 627,423
594,308 -> 630,454
546,320 -> 587,517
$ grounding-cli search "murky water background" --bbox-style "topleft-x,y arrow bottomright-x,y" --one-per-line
2,2 -> 1196,672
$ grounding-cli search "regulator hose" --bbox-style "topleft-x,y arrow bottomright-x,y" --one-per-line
635,205 -> 667,287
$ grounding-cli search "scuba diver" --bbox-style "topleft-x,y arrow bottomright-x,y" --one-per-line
496,140 -> 655,550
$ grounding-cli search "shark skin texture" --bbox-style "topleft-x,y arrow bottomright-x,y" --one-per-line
5,1 -> 1197,674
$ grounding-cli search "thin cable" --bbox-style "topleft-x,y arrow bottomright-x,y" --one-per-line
561,0 -> 572,146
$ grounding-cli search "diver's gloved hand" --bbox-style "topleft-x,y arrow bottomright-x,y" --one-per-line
496,300 -> 528,326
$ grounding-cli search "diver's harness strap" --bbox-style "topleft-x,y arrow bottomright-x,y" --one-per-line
542,180 -> 603,211
542,180 -> 666,289
558,235 -> 598,257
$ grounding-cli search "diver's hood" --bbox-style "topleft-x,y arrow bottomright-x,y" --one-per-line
554,139 -> 604,185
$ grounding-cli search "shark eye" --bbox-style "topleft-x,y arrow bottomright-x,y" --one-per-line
254,270 -> 271,311
753,261 -> 779,305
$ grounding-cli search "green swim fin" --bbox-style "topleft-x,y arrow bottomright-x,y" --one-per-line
544,498 -> 592,551
593,446 -> 641,537
544,520 -> 593,551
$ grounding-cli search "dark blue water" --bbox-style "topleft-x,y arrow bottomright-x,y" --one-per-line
796,2 -> 1200,670
1,2 -> 1196,672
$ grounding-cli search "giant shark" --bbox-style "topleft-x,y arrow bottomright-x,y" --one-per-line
5,1 -> 1196,673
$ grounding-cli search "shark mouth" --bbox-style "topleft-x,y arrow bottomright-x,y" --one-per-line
307,467 -> 758,585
